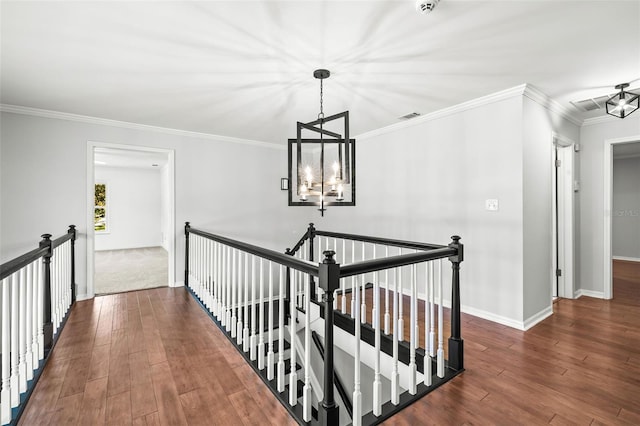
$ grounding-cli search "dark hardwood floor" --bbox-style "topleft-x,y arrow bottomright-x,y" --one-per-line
20,260 -> 640,425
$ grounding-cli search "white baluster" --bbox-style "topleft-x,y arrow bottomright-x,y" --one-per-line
437,259 -> 445,378
213,242 -> 219,318
206,239 -> 212,310
361,243 -> 366,324
226,246 -> 232,331
429,261 -> 436,357
1,277 -> 11,424
341,239 -> 347,313
221,245 -> 226,327
25,262 -> 34,380
267,262 -> 275,380
277,265 -> 286,392
333,238 -> 338,310
250,255 -> 257,360
258,259 -> 265,370
424,261 -> 432,386
231,249 -> 237,338
37,258 -> 44,361
10,272 -> 19,407
398,249 -> 404,342
243,252 -> 250,352
384,246 -> 390,335
353,275 -> 362,425
351,240 -> 356,318
409,263 -> 417,395
391,268 -> 400,405
303,273 -> 312,422
236,251 -> 244,345
18,267 -> 27,393
289,269 -> 298,406
31,258 -> 40,368
372,255 -> 382,417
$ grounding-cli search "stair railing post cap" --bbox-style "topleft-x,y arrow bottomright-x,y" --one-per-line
323,250 -> 336,264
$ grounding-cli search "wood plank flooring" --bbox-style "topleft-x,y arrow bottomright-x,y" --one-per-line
19,288 -> 297,426
20,260 -> 640,425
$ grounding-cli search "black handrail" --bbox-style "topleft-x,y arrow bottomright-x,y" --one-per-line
312,331 -> 353,419
315,229 -> 447,251
0,246 -> 48,280
339,247 -> 457,278
188,226 -> 319,276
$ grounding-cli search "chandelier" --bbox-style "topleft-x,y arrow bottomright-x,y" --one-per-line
287,69 -> 355,216
606,83 -> 639,119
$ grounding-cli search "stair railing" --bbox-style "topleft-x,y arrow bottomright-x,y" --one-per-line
185,222 -> 463,426
0,226 -> 76,426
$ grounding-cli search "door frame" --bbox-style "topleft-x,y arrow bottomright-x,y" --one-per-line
603,135 -> 640,300
86,141 -> 176,298
551,132 -> 576,299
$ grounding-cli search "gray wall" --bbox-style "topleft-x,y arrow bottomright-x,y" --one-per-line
612,155 -> 640,259
577,115 -> 640,294
0,111 -> 310,298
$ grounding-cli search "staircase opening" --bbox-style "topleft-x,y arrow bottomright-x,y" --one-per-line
184,222 -> 464,425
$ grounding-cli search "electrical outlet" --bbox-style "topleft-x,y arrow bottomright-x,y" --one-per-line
485,199 -> 499,211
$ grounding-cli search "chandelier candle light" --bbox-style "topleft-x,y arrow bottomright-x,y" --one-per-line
288,69 -> 356,216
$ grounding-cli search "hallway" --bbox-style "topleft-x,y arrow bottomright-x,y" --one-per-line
19,263 -> 640,425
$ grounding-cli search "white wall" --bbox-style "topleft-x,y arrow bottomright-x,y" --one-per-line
0,111 -> 309,298
94,165 -> 162,251
578,115 -> 640,294
522,97 -> 580,321
612,155 -> 640,260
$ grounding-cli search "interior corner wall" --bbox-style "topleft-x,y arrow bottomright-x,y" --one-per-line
0,111 -> 306,298
578,115 -> 640,295
94,165 -> 162,251
521,97 -> 580,322
303,96 -> 527,327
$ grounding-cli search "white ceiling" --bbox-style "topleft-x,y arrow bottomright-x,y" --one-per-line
2,1 -> 639,145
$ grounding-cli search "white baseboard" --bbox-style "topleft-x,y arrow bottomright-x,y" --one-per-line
574,289 -> 605,299
76,293 -> 93,301
443,299 -> 529,331
613,256 -> 640,263
171,281 -> 185,288
522,306 -> 553,331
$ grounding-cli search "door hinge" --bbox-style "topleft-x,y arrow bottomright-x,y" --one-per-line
555,159 -> 561,168
556,269 -> 562,277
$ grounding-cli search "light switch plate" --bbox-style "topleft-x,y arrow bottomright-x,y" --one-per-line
486,199 -> 499,211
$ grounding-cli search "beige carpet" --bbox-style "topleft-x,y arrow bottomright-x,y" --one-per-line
95,246 -> 168,295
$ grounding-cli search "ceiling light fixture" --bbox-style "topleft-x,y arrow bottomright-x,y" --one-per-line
287,69 -> 355,216
605,83 -> 639,119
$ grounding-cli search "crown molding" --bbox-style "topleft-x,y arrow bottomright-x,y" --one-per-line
522,85 -> 584,127
581,114 -> 628,127
0,104 -> 285,150
356,84 -> 585,141
356,84 -> 530,140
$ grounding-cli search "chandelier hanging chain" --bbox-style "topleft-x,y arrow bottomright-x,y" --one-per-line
318,78 -> 324,120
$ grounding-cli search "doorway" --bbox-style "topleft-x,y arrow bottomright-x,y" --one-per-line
86,142 -> 175,297
551,133 -> 576,299
604,137 -> 640,299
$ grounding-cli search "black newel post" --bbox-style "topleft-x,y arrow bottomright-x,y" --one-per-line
307,223 -> 317,301
318,250 -> 340,426
184,222 -> 190,287
40,234 -> 53,355
448,235 -> 464,371
68,225 -> 76,304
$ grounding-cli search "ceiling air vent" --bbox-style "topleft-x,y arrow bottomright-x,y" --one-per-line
570,95 -> 611,112
399,112 -> 421,120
